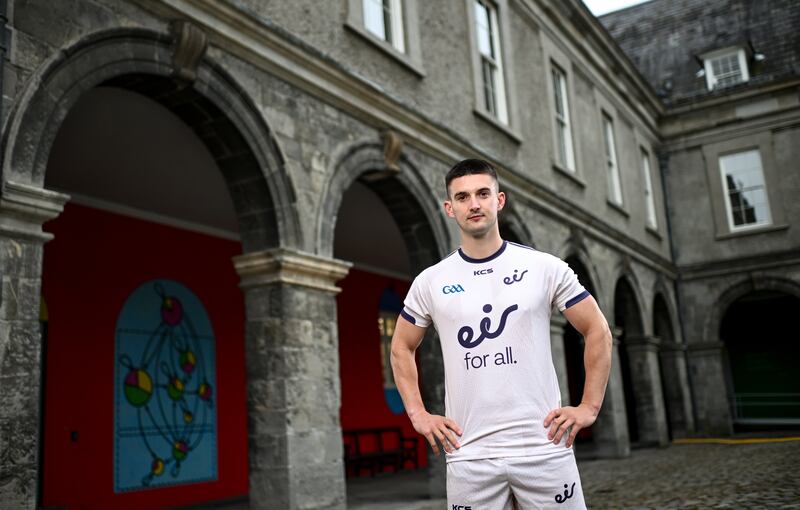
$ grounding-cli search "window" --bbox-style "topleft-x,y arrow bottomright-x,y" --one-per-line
602,113 -> 623,205
474,0 -> 508,124
363,0 -> 405,53
641,149 -> 657,229
720,150 -> 771,230
703,48 -> 749,90
551,64 -> 575,171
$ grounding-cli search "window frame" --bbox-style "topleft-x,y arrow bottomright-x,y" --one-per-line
473,0 -> 508,124
601,111 -> 624,206
345,0 -> 424,76
702,47 -> 750,91
363,0 -> 406,53
465,0 -> 519,138
550,62 -> 576,173
718,149 -> 772,232
702,133 -> 786,239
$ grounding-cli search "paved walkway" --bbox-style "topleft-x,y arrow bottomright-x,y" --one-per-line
347,438 -> 800,509
580,439 -> 800,509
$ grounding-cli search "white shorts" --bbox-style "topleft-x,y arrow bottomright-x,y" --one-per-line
446,451 -> 586,509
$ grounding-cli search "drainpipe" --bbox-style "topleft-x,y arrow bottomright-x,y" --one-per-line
657,150 -> 699,434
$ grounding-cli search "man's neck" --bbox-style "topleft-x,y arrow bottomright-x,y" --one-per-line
460,231 -> 504,260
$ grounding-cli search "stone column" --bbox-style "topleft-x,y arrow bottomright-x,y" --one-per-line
0,182 -> 68,510
659,341 -> 695,438
419,328 -> 446,498
549,314 -> 570,406
687,342 -> 733,436
625,335 -> 669,446
591,332 -> 630,458
234,249 -> 351,510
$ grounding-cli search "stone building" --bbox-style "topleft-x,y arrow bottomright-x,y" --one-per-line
0,0 -> 794,509
600,0 -> 800,436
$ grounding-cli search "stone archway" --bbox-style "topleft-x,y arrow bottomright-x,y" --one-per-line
0,27 -> 306,510
654,291 -> 694,439
320,141 -> 452,498
714,278 -> 800,428
498,205 -> 534,247
2,28 -> 299,251
562,256 -> 597,406
614,275 -> 669,447
561,256 -> 597,441
317,140 -> 451,265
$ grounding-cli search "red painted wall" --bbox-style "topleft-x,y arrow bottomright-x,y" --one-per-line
41,203 -> 248,509
336,269 -> 428,469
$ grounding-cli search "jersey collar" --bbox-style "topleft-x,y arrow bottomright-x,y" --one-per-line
458,240 -> 507,264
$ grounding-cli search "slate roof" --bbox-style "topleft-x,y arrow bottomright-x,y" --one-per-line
598,0 -> 800,107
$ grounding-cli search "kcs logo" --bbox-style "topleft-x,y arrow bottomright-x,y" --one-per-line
452,506 -> 472,510
473,268 -> 493,276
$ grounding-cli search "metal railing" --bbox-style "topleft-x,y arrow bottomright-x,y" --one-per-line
732,392 -> 800,425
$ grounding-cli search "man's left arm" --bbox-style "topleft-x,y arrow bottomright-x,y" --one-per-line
543,295 -> 612,448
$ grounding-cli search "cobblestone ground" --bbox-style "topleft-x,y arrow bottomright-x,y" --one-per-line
346,439 -> 800,509
579,440 -> 800,509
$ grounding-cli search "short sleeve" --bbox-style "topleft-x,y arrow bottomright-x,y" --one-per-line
552,259 -> 590,312
401,273 -> 432,328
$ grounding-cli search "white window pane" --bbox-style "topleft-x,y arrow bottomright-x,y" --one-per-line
482,59 -> 496,115
720,149 -> 771,229
753,203 -> 770,223
552,71 -> 564,116
551,65 -> 574,171
475,1 -> 492,57
489,6 -> 507,124
364,0 -> 386,40
389,0 -> 405,53
642,152 -> 657,228
708,50 -> 745,89
556,122 -> 566,165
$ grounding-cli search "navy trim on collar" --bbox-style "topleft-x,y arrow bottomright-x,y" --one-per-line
458,240 -> 507,264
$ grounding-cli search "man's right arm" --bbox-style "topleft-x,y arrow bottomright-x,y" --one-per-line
390,316 -> 462,455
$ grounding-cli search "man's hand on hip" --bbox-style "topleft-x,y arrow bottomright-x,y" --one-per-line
543,403 -> 599,448
410,410 -> 463,455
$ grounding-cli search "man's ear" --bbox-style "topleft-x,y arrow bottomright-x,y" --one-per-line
444,200 -> 455,218
497,191 -> 506,211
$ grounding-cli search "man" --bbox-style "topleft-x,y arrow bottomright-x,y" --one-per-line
390,159 -> 612,509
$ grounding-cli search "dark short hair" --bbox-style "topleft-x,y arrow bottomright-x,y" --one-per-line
445,159 -> 498,195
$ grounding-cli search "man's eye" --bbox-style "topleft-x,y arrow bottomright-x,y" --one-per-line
480,191 -> 490,198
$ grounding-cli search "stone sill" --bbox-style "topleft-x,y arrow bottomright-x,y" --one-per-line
344,21 -> 426,78
552,163 -> 586,188
607,199 -> 629,219
646,225 -> 662,241
715,222 -> 789,241
472,108 -> 523,144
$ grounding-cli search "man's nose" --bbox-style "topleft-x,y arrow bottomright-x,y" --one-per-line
469,196 -> 481,209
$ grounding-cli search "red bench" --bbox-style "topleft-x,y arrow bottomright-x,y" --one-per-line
343,427 -> 419,477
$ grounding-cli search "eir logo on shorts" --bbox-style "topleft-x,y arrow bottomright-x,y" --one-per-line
555,482 -> 576,503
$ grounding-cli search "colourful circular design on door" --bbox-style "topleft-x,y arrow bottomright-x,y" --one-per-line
114,280 -> 217,492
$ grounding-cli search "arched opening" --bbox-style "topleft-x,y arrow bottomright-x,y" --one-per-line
563,256 -> 597,445
653,293 -> 675,440
721,290 -> 800,427
40,80 -> 260,508
333,168 -> 444,502
613,278 -> 645,444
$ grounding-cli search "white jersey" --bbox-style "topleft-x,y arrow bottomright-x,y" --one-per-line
401,241 -> 589,463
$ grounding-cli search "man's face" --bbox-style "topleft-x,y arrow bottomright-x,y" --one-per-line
444,173 -> 505,238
